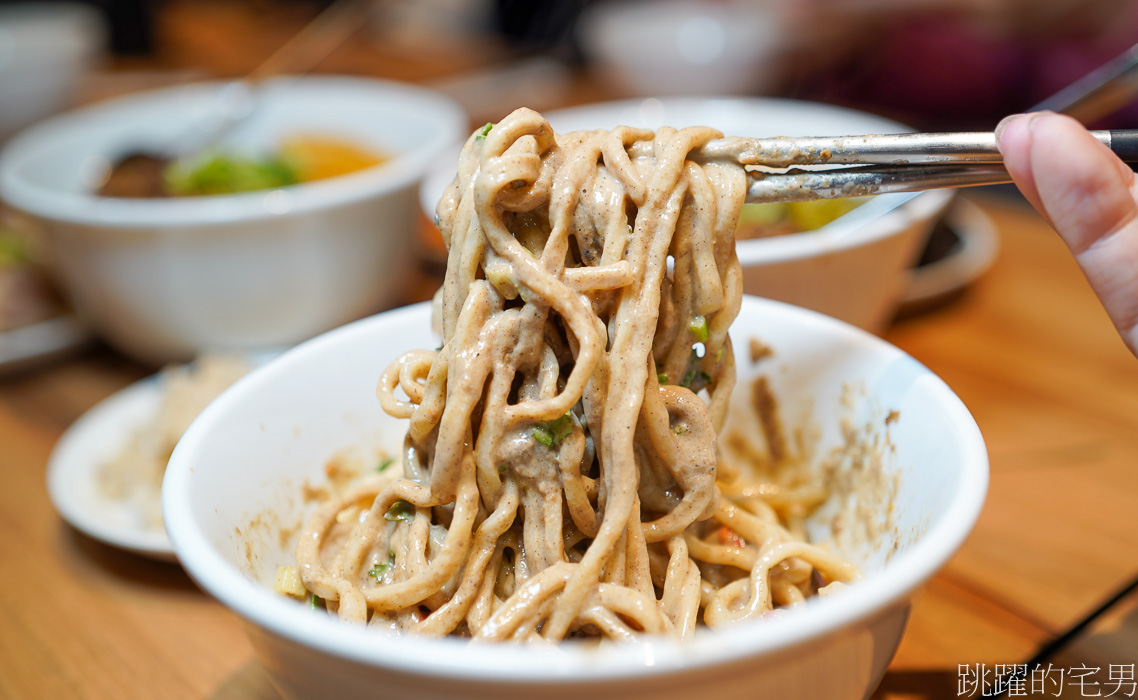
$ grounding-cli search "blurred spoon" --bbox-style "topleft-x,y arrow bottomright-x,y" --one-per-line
1030,41 -> 1138,122
98,0 -> 367,198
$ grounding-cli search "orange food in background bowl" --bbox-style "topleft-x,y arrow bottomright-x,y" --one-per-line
280,134 -> 387,183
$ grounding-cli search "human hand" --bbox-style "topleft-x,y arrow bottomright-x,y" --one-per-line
996,112 -> 1138,356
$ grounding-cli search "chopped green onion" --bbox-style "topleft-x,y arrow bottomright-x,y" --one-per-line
532,426 -> 554,448
549,413 -> 573,443
657,373 -> 669,384
497,464 -> 508,474
679,348 -> 712,392
376,456 -> 394,472
476,122 -> 493,140
689,315 -> 709,343
308,593 -> 323,610
680,368 -> 712,392
368,553 -> 395,580
385,500 -> 414,522
532,412 -> 575,449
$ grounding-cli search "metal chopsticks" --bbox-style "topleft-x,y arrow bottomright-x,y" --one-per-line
741,163 -> 1012,204
692,129 -> 1138,204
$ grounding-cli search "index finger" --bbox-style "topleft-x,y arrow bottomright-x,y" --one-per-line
996,112 -> 1138,354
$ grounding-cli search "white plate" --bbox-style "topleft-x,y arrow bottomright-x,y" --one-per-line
0,313 -> 91,375
47,373 -> 176,561
46,351 -> 278,561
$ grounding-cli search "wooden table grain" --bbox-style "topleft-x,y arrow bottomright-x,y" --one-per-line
3,192 -> 1136,699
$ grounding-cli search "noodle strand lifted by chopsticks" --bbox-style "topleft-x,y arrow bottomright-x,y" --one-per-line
294,108 -> 859,641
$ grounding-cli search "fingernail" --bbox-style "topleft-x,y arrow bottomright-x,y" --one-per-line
995,112 -> 1041,152
996,113 -> 1027,141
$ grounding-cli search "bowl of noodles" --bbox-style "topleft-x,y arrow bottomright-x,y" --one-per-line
0,76 -> 466,364
421,97 -> 954,334
166,109 -> 986,699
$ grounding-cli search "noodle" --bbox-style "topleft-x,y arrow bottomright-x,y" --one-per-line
291,108 -> 859,641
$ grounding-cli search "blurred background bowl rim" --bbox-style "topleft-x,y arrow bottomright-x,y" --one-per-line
163,296 -> 988,682
0,75 -> 468,229
574,0 -> 787,98
0,1 -> 105,54
419,96 -> 954,266
575,0 -> 785,72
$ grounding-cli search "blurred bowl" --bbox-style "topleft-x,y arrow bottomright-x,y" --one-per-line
163,296 -> 987,700
420,97 -> 955,334
0,2 -> 106,142
577,0 -> 784,97
0,76 -> 466,364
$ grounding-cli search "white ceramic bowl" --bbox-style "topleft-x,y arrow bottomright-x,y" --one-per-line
164,296 -> 987,700
0,76 -> 466,364
576,0 -> 784,97
0,2 -> 106,142
420,97 -> 955,335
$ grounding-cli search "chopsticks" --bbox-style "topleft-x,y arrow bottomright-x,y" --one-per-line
692,129 -> 1138,204
741,162 -> 1013,204
703,129 -> 1137,166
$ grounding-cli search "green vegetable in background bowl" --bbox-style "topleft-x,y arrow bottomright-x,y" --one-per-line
165,154 -> 299,197
98,134 -> 388,199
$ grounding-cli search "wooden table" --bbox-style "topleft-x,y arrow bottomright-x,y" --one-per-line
3,191 -> 1136,699
876,194 -> 1138,698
